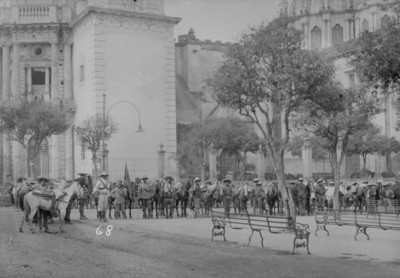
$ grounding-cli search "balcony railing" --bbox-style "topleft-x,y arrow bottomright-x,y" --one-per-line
19,6 -> 50,19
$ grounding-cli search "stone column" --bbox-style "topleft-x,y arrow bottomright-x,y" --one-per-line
3,132 -> 12,181
2,45 -> 10,101
65,125 -> 74,180
51,43 -> 58,99
157,143 -> 166,179
11,43 -> 20,100
0,131 -> 3,182
27,66 -> 32,94
344,19 -> 349,41
327,19 -> 332,47
322,20 -> 327,48
64,43 -> 72,99
302,137 -> 313,180
209,143 -> 217,182
45,67 -> 50,94
355,18 -> 360,38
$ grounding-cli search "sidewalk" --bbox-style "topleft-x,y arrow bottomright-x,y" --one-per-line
120,212 -> 400,262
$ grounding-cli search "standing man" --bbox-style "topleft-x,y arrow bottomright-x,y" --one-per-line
315,179 -> 326,211
190,177 -> 202,218
76,173 -> 89,220
138,175 -> 152,218
110,180 -> 127,219
163,176 -> 175,218
93,171 -> 110,222
221,178 -> 234,218
251,180 -> 264,214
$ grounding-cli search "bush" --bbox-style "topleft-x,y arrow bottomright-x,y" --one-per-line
264,172 -> 277,180
381,171 -> 395,178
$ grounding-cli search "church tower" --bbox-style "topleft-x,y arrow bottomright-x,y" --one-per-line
0,0 -> 180,181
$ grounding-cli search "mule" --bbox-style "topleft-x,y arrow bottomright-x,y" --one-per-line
19,181 -> 83,233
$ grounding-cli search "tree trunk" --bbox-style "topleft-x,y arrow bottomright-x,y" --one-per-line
362,154 -> 368,171
92,154 -> 98,181
332,157 -> 341,209
386,154 -> 391,173
274,152 -> 296,221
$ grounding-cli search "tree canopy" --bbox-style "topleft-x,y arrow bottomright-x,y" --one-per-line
0,101 -> 71,176
178,117 -> 261,179
353,8 -> 400,90
208,16 -> 335,216
75,115 -> 118,178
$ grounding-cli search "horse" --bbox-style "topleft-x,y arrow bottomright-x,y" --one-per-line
149,180 -> 161,219
287,182 -> 308,216
175,179 -> 191,217
354,186 -> 366,211
19,180 -> 83,233
124,180 -> 136,219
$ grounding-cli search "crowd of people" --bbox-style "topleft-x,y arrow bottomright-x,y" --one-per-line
3,172 -> 399,225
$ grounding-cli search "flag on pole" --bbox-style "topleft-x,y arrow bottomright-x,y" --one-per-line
124,163 -> 131,186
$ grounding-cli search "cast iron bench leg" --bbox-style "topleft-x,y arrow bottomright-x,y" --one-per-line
355,225 -> 370,240
315,222 -> 329,236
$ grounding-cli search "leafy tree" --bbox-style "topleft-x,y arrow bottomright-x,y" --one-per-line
375,136 -> 400,173
75,115 -> 118,179
208,16 -> 335,217
178,118 -> 260,180
296,86 -> 381,208
0,101 -> 70,176
346,124 -> 381,171
352,0 -> 400,89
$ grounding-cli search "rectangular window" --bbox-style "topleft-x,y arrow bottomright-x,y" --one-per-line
79,65 -> 84,82
32,69 -> 46,85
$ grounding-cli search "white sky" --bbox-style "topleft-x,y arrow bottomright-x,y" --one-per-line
164,0 -> 281,43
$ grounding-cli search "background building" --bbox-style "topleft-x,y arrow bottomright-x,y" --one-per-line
0,0 -> 179,181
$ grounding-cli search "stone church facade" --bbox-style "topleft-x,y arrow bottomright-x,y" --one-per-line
0,0 -> 179,181
175,0 -> 400,180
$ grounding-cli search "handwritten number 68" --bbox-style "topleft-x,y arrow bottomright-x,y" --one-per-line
96,225 -> 113,236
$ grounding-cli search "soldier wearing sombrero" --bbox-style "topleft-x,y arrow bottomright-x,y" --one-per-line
93,171 -> 110,222
163,175 -> 175,219
221,177 -> 234,218
138,175 -> 152,219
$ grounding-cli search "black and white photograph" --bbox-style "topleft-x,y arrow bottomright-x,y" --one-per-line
0,0 -> 400,277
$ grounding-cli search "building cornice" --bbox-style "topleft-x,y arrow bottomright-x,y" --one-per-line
70,6 -> 181,29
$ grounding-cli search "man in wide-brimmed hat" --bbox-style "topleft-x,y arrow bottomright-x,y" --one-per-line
251,180 -> 264,214
138,175 -> 152,219
221,178 -> 234,217
315,178 -> 326,211
162,175 -> 175,219
93,171 -> 110,222
190,177 -> 202,218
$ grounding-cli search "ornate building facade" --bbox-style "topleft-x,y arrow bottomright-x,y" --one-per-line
0,0 -> 179,181
281,0 -> 399,177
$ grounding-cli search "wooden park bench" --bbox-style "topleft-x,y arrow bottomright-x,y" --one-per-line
211,209 -> 311,255
315,209 -> 400,240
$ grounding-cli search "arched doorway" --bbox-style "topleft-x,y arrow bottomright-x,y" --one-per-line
28,138 -> 49,177
219,149 -> 240,180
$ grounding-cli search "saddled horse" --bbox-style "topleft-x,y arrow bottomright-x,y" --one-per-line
175,179 -> 191,217
19,180 -> 83,233
266,183 -> 282,215
288,182 -> 308,216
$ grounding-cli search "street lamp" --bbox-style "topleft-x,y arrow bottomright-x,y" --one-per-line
102,94 -> 144,172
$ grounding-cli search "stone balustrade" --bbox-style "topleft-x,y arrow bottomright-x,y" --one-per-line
19,6 -> 50,19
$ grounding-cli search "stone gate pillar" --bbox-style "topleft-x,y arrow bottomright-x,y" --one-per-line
302,136 -> 313,180
209,143 -> 217,182
257,144 -> 266,180
158,143 -> 166,179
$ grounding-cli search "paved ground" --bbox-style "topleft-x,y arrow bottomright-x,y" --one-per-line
1,207 -> 400,278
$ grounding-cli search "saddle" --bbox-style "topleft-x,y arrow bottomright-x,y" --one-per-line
32,189 -> 55,199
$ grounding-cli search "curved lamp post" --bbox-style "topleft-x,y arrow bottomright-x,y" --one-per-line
102,94 -> 144,172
